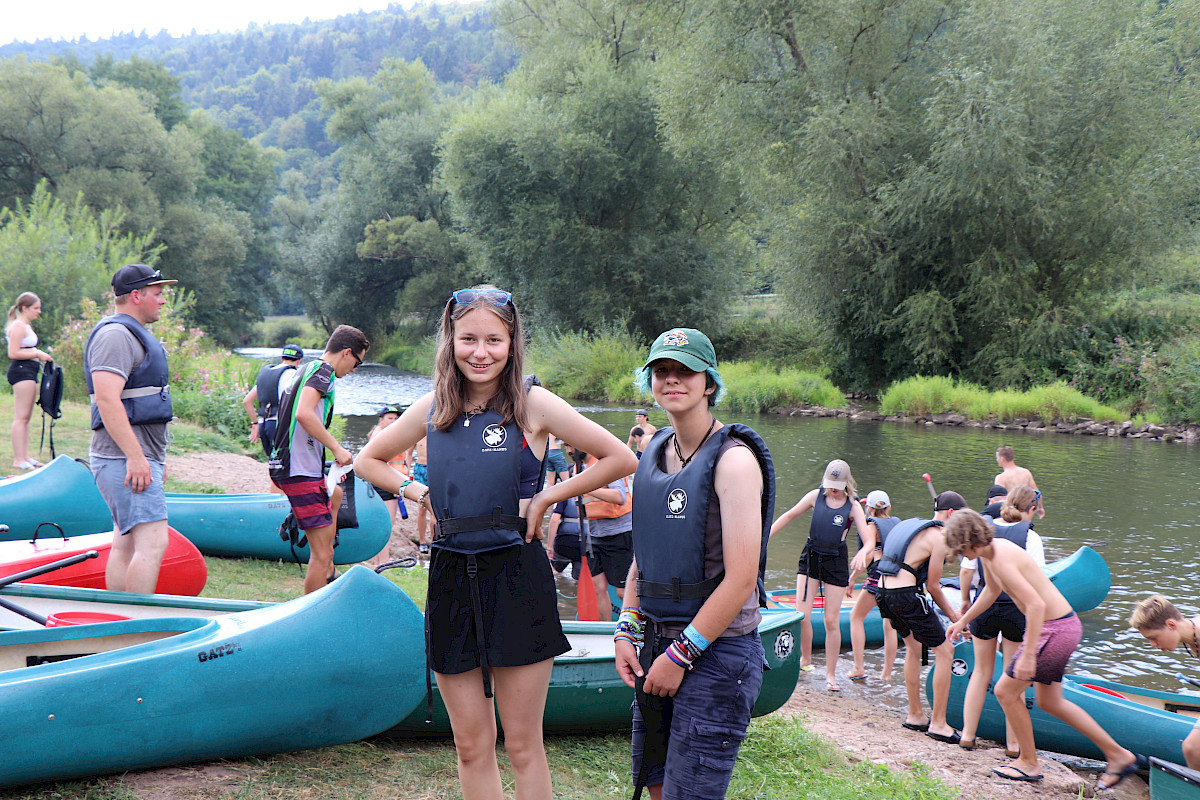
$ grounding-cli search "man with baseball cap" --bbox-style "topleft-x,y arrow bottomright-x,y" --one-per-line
626,409 -> 658,458
874,489 -> 966,743
242,343 -> 305,458
83,264 -> 178,593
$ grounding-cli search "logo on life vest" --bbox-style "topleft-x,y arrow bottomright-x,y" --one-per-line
663,330 -> 689,347
951,658 -> 969,677
482,424 -> 507,450
667,488 -> 688,517
774,629 -> 794,660
833,514 -> 845,526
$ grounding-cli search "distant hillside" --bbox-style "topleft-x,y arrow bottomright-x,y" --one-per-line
0,2 -> 514,154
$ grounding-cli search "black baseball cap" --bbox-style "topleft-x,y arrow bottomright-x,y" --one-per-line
379,405 -> 402,417
112,264 -> 176,296
934,491 -> 968,511
986,484 -> 1009,501
281,344 -> 304,360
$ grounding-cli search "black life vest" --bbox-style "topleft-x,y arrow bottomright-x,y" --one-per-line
976,520 -> 1031,605
632,423 -> 775,624
807,491 -> 854,555
83,314 -> 172,430
255,362 -> 298,420
863,515 -> 900,551
427,408 -> 528,554
876,518 -> 944,586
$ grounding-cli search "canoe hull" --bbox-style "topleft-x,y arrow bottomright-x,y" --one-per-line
0,528 -> 207,596
385,607 -> 805,737
1151,758 -> 1200,800
164,475 -> 391,564
937,639 -> 1196,763
0,457 -> 112,540
765,588 -> 883,647
0,566 -> 425,789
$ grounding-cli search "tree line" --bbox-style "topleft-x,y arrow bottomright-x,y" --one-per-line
3,0 -> 1200,407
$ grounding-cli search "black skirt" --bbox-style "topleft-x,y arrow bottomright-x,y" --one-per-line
426,539 -> 570,674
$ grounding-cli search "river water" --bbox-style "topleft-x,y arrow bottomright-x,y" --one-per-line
242,351 -> 1199,693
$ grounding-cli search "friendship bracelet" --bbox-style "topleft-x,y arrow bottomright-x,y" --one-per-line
614,630 -> 640,647
665,641 -> 694,671
397,477 -> 414,496
681,624 -> 710,652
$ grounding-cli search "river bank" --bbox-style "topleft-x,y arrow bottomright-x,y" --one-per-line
775,403 -> 1200,443
150,452 -> 1150,800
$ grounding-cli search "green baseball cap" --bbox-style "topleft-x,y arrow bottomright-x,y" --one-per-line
642,328 -> 717,372
281,343 -> 304,360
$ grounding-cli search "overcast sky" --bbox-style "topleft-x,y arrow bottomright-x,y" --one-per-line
4,1 -> 410,46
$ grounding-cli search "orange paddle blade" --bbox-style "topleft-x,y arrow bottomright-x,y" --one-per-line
576,556 -> 599,621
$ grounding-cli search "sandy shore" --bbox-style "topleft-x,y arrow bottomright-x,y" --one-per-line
167,450 -> 1149,800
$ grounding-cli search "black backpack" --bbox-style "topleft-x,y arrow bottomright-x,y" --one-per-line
37,360 -> 64,459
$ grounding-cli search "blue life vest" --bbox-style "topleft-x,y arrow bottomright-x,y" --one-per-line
255,362 -> 297,420
427,408 -> 530,554
876,518 -> 944,586
632,423 -> 775,624
83,314 -> 172,431
807,492 -> 854,555
976,520 -> 1031,605
862,515 -> 900,551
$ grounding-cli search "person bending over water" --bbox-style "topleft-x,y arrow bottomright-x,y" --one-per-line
1131,595 -> 1200,769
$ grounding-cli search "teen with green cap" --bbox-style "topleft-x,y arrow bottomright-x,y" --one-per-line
615,327 -> 775,800
242,343 -> 304,457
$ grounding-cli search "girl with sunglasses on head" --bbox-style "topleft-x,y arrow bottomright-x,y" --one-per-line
356,285 -> 637,800
6,292 -> 52,470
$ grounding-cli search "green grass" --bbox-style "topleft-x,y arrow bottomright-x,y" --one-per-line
879,376 -> 1125,423
250,315 -> 328,349
720,362 -> 846,413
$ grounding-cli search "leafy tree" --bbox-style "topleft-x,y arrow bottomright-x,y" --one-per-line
0,183 -> 159,339
647,0 -> 1200,389
441,2 -> 739,339
90,55 -> 189,129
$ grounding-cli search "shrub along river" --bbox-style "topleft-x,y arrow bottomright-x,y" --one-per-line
251,352 -> 1199,694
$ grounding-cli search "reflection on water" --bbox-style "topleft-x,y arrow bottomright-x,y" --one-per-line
242,352 -> 1199,693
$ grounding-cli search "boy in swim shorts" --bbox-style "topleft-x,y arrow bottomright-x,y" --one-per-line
1130,595 -> 1200,769
946,511 -> 1140,790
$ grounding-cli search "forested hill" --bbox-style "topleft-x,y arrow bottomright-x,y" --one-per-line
0,2 -> 513,153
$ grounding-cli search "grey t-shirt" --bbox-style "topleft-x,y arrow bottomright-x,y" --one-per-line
586,477 -> 631,538
87,323 -> 169,462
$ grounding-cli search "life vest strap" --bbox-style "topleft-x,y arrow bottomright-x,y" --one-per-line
434,508 -> 526,539
637,571 -> 724,602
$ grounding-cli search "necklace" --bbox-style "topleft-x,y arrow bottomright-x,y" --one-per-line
672,417 -> 717,467
1190,618 -> 1200,662
463,403 -> 487,427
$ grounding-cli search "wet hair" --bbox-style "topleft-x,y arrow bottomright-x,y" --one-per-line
1000,485 -> 1038,522
943,509 -> 995,557
6,292 -> 39,324
996,445 -> 1015,462
1130,595 -> 1184,631
431,285 -> 528,433
631,427 -> 644,437
324,325 -> 370,360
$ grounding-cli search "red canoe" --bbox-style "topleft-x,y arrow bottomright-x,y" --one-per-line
0,528 -> 207,596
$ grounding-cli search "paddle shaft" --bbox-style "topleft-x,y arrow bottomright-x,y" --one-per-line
1177,672 -> 1200,690
922,473 -> 937,501
0,550 -> 99,591
0,596 -> 47,625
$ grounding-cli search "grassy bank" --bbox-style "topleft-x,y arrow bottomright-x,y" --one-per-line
878,375 -> 1145,424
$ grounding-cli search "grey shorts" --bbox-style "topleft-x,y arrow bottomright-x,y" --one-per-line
91,456 -> 167,535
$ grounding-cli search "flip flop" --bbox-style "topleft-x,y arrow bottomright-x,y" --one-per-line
848,673 -> 868,682
901,721 -> 930,732
993,766 -> 1044,782
1095,755 -> 1146,791
959,738 -> 978,751
826,682 -> 842,692
925,730 -> 962,744
1004,748 -> 1020,759
799,664 -> 814,672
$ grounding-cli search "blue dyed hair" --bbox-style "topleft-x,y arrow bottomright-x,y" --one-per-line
634,363 -> 726,407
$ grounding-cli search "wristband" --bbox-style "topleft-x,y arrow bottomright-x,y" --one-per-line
397,477 -> 414,496
665,641 -> 694,671
682,624 -> 710,652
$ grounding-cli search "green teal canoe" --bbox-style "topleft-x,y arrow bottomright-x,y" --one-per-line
0,456 -> 112,539
1151,758 -> 1200,800
0,566 -> 426,789
937,639 -> 1197,763
0,580 -> 803,738
164,475 -> 391,564
764,586 -> 883,648
385,607 -> 804,737
0,456 -> 391,564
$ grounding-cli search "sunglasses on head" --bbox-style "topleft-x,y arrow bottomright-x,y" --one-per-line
451,289 -> 513,307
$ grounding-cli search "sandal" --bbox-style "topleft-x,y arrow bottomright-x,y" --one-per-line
959,738 -> 978,751
848,673 -> 868,682
11,461 -> 34,471
1004,749 -> 1020,759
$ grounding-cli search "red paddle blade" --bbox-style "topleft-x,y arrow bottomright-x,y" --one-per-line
576,556 -> 599,621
